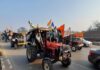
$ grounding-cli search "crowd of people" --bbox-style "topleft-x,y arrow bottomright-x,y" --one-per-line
46,27 -> 63,43
0,30 -> 11,42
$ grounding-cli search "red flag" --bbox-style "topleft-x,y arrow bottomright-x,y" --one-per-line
47,19 -> 52,26
57,24 -> 65,37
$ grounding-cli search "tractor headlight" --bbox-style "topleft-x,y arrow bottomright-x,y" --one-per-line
12,39 -> 15,41
62,51 -> 68,58
62,50 -> 71,59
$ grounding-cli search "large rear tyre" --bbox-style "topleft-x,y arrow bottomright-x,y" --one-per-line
42,58 -> 53,70
14,44 -> 18,49
11,42 -> 14,48
26,45 -> 37,62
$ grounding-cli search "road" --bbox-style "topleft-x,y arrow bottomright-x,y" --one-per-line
0,42 -> 100,70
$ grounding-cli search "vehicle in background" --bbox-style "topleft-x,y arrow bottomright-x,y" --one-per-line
70,37 -> 83,52
82,38 -> 92,47
88,48 -> 100,69
63,36 -> 83,52
63,35 -> 71,45
11,33 -> 26,48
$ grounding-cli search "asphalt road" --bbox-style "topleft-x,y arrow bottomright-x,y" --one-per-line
0,42 -> 100,70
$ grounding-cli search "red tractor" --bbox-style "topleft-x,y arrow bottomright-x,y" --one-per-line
26,27 -> 71,70
63,34 -> 83,52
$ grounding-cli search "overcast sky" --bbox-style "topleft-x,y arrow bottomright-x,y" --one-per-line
0,0 -> 100,32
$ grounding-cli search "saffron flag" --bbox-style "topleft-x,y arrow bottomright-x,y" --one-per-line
47,19 -> 52,26
57,24 -> 65,37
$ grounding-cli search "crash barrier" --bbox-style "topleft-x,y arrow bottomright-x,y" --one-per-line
93,42 -> 100,46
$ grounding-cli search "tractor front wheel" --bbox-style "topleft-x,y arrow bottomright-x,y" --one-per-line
42,58 -> 53,70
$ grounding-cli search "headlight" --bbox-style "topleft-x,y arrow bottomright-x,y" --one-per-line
12,39 -> 15,41
9,36 -> 12,39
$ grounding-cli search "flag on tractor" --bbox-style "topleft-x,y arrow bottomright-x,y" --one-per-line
57,24 -> 65,37
47,19 -> 55,30
51,22 -> 55,28
47,19 -> 52,26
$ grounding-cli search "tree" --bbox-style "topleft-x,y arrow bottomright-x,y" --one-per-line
17,27 -> 28,34
88,21 -> 100,31
94,21 -> 100,31
88,25 -> 92,31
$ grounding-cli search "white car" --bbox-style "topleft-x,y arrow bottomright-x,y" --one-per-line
82,39 -> 92,47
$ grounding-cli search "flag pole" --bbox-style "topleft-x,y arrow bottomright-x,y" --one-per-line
28,21 -> 35,28
69,27 -> 72,42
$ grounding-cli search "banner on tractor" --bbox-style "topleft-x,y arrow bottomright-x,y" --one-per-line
73,32 -> 84,38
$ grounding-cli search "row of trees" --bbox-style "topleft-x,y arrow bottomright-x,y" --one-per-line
88,21 -> 100,32
17,27 -> 28,34
84,21 -> 100,41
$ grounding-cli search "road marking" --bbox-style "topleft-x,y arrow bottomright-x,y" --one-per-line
2,65 -> 5,70
72,62 -> 92,70
6,59 -> 13,69
1,57 -> 13,70
1,44 -> 13,70
1,58 -> 5,70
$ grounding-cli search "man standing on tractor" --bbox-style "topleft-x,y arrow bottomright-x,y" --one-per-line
58,30 -> 63,43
